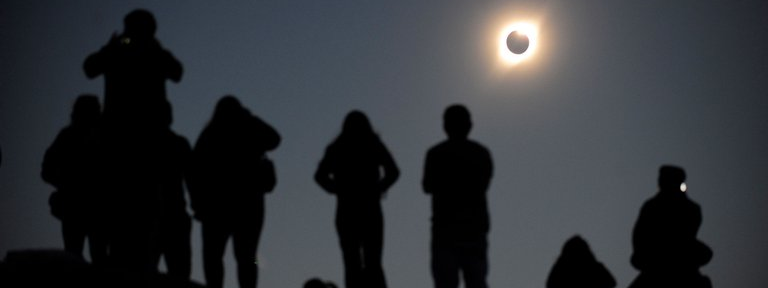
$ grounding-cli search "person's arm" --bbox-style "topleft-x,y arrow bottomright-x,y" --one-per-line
630,204 -> 650,270
186,134 -> 210,220
314,149 -> 338,194
163,50 -> 183,83
376,143 -> 400,195
253,116 -> 281,152
478,146 -> 493,193
422,149 -> 436,194
83,50 -> 105,79
41,131 -> 66,187
83,34 -> 118,78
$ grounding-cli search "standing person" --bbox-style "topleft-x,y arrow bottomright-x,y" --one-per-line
83,8 -> 182,130
82,9 -> 183,283
423,104 -> 493,288
153,102 -> 193,283
315,111 -> 399,288
629,165 -> 712,288
188,96 -> 280,288
42,94 -> 107,264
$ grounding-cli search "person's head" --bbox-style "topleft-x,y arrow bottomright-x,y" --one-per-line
71,94 -> 101,126
341,110 -> 374,137
658,165 -> 686,192
304,278 -> 337,288
561,235 -> 595,262
123,9 -> 156,39
443,104 -> 472,140
211,95 -> 246,125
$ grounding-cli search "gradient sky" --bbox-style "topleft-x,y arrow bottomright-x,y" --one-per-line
2,1 -> 767,287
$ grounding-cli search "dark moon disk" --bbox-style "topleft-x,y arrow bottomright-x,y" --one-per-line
506,31 -> 530,54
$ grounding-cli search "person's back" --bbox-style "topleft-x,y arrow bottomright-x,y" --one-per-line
424,138 -> 492,239
42,123 -> 101,204
190,97 -> 280,220
320,131 -> 395,209
424,105 -> 492,240
633,190 -> 702,269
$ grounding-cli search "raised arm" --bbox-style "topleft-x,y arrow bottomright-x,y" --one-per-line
83,34 -> 119,79
163,49 -> 183,82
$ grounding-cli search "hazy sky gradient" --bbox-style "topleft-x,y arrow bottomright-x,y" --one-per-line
2,1 -> 767,287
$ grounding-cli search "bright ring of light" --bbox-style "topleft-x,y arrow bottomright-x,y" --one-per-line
498,22 -> 538,65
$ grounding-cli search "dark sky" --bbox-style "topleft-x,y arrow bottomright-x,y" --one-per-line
2,1 -> 767,287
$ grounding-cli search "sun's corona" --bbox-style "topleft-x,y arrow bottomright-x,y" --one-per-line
498,22 -> 538,65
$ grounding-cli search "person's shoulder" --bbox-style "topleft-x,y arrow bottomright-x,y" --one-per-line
170,131 -> 191,147
467,139 -> 491,154
55,126 -> 79,140
324,141 -> 343,157
683,195 -> 702,211
427,140 -> 450,154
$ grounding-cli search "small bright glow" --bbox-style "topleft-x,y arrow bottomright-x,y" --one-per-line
498,22 -> 538,65
680,183 -> 687,193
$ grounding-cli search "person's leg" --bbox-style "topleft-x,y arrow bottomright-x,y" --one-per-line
150,221 -> 166,274
233,216 -> 262,288
62,220 -> 86,257
431,237 -> 459,288
203,222 -> 230,288
337,215 -> 363,288
460,239 -> 488,288
362,210 -> 386,288
165,218 -> 192,281
87,223 -> 109,266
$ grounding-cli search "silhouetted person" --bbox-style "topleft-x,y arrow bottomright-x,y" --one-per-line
629,165 -> 712,288
423,104 -> 493,288
41,95 -> 107,264
546,235 -> 616,288
152,102 -> 192,282
188,96 -> 280,288
82,10 -> 182,285
83,9 -> 182,130
315,111 -> 399,288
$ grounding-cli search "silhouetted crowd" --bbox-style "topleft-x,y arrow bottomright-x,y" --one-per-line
30,9 -> 713,288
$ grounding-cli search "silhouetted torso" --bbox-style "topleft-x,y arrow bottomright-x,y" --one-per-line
632,190 -> 706,271
424,139 -> 492,240
190,113 -> 280,221
318,137 -> 397,213
83,10 -> 181,130
42,125 -> 102,217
